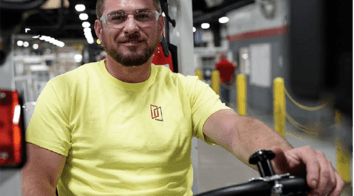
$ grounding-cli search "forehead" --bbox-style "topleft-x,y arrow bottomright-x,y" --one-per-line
103,0 -> 156,14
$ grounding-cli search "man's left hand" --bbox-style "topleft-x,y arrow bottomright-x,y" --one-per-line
270,146 -> 346,196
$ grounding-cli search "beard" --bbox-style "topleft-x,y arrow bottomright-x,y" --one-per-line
103,39 -> 159,67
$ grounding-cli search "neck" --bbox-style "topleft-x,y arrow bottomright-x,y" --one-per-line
104,55 -> 153,83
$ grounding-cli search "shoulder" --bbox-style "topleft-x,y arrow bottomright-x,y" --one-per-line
154,64 -> 199,85
44,61 -> 102,99
152,64 -> 203,97
50,61 -> 100,86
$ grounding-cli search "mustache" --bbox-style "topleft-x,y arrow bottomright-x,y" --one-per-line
120,39 -> 144,43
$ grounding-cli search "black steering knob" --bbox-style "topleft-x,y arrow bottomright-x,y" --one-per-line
249,149 -> 276,177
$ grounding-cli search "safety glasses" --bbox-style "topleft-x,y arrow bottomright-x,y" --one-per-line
100,9 -> 160,28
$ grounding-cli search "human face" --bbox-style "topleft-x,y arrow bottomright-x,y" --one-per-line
95,0 -> 164,67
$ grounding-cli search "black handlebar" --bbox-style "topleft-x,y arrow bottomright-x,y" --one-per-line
194,150 -> 310,196
195,180 -> 272,196
195,177 -> 308,196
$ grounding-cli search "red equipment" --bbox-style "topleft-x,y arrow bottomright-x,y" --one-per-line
0,90 -> 26,168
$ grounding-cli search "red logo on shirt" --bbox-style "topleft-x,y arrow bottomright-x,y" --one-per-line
150,104 -> 163,121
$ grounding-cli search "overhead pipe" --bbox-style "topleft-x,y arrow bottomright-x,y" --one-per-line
0,0 -> 46,10
22,0 -> 66,34
193,0 -> 255,24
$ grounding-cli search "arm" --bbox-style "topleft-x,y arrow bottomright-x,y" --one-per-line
22,143 -> 66,196
203,109 -> 292,168
203,109 -> 345,196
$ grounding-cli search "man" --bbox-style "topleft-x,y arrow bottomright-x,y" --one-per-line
22,0 -> 345,195
215,52 -> 236,105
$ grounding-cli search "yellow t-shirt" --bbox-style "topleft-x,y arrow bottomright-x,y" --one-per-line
26,60 -> 231,196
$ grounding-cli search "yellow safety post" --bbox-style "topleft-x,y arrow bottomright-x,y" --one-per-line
195,69 -> 203,81
237,74 -> 246,116
211,70 -> 220,95
335,110 -> 351,183
273,77 -> 285,137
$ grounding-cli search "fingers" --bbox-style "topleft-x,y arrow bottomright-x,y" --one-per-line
303,149 -> 345,196
309,151 -> 335,196
270,146 -> 345,196
270,146 -> 289,174
294,146 -> 320,189
326,159 -> 336,190
328,169 -> 346,196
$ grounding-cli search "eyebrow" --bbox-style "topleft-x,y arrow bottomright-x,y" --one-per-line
107,8 -> 153,15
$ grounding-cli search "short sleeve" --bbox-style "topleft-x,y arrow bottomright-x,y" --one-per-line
26,81 -> 72,156
182,76 -> 232,145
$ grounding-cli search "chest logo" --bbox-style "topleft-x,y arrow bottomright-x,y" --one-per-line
150,104 -> 163,121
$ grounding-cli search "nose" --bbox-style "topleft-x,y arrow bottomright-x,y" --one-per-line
123,15 -> 139,35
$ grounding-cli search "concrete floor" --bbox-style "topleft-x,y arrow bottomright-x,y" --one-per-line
196,103 -> 352,195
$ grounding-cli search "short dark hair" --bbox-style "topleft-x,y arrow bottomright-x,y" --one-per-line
96,0 -> 162,19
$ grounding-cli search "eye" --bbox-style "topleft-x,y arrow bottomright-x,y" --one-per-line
135,12 -> 153,21
109,13 -> 126,23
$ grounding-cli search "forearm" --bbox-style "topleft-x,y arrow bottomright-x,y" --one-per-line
230,115 -> 293,167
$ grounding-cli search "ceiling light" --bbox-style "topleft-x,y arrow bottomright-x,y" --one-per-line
57,41 -> 65,47
33,44 -> 39,49
42,36 -> 49,41
85,32 -> 93,39
75,4 -> 85,12
74,54 -> 82,63
23,42 -> 29,47
87,37 -> 94,44
84,29 -> 92,36
83,27 -> 91,33
201,23 -> 210,29
53,40 -> 60,46
48,37 -> 55,44
219,16 -> 229,24
79,13 -> 89,20
17,40 -> 23,46
82,22 -> 91,28
193,27 -> 196,32
41,0 -> 70,9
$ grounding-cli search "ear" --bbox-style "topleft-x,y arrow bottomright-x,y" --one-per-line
94,19 -> 103,42
158,15 -> 165,35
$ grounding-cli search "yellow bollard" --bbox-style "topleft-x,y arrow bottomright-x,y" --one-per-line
237,74 -> 247,116
335,110 -> 342,125
211,70 -> 220,95
273,77 -> 286,137
335,110 -> 351,183
195,69 -> 203,81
